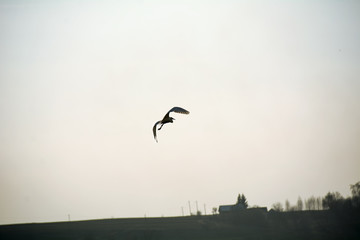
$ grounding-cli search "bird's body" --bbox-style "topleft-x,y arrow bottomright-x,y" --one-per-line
153,107 -> 190,142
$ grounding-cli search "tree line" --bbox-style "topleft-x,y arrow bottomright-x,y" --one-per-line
211,181 -> 359,215
271,181 -> 360,213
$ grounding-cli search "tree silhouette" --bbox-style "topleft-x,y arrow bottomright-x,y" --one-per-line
305,196 -> 317,210
236,193 -> 248,209
351,181 -> 360,209
322,192 -> 343,210
351,181 -> 360,197
272,202 -> 284,212
212,207 -> 217,215
297,197 -> 303,211
285,199 -> 290,211
316,197 -> 322,210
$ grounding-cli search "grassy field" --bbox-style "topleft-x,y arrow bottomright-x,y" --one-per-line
1,210 -> 359,240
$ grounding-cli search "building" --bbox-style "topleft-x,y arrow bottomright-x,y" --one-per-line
219,203 -> 246,214
218,205 -> 233,214
219,204 -> 267,214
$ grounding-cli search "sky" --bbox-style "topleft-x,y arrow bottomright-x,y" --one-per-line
0,0 -> 360,225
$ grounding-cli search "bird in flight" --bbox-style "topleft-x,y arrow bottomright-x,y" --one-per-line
153,107 -> 190,142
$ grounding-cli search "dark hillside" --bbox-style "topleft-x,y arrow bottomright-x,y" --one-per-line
1,210 -> 359,240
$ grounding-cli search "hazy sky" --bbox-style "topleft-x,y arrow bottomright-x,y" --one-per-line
1,0 -> 360,224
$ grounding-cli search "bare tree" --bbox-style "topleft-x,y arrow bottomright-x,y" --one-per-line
316,197 -> 322,210
272,202 -> 284,212
305,196 -> 316,210
297,197 -> 303,211
212,207 -> 217,215
285,199 -> 290,211
350,181 -> 360,197
351,181 -> 360,208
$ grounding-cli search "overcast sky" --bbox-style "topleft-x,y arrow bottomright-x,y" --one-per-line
1,0 -> 360,224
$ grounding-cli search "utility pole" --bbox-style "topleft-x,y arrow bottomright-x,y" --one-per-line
188,201 -> 192,215
196,201 -> 199,213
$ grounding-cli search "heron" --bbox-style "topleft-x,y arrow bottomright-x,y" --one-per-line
153,107 -> 190,142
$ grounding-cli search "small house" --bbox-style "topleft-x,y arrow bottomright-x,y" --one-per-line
219,205 -> 233,214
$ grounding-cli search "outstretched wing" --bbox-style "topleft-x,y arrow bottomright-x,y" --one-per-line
153,121 -> 161,142
164,106 -> 190,118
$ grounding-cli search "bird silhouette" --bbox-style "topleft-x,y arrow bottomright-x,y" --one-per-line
153,107 -> 190,142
